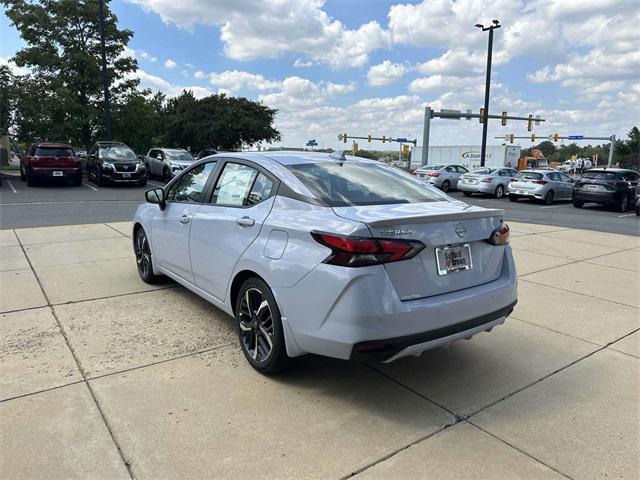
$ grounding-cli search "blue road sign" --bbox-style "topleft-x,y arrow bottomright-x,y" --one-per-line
568,135 -> 584,140
306,140 -> 318,146
395,137 -> 408,143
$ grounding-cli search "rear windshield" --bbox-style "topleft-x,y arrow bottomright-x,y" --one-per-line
517,172 -> 543,180
581,171 -> 617,180
471,168 -> 495,174
287,162 -> 448,207
165,150 -> 194,161
418,165 -> 444,171
100,145 -> 137,161
35,147 -> 73,157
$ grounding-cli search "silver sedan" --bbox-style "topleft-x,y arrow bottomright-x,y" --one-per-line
459,167 -> 519,199
507,170 -> 575,205
414,164 -> 469,192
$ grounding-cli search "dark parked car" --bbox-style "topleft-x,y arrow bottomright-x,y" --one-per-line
197,148 -> 218,159
635,187 -> 639,216
20,142 -> 82,186
86,141 -> 147,186
572,168 -> 639,212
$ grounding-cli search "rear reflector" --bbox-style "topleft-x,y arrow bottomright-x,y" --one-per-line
533,179 -> 548,185
311,232 -> 425,267
486,223 -> 510,246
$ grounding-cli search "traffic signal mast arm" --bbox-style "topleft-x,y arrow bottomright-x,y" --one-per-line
337,134 -> 417,145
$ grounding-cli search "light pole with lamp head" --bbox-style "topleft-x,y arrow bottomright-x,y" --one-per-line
475,19 -> 500,167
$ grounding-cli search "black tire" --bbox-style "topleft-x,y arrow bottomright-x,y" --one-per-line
617,195 -> 629,213
72,175 -> 82,186
463,191 -> 472,197
509,195 -> 519,202
145,163 -> 151,177
494,185 -> 505,199
162,166 -> 172,183
26,170 -> 35,186
20,164 -> 26,181
134,227 -> 165,284
235,277 -> 291,374
138,178 -> 147,187
572,200 -> 584,208
441,180 -> 451,193
544,190 -> 554,205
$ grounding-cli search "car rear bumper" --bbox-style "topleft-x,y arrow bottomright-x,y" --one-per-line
30,167 -> 82,178
273,247 -> 518,361
459,182 -> 495,194
572,190 -> 618,204
507,185 -> 545,199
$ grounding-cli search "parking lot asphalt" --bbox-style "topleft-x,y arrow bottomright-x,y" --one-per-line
1,221 -> 638,479
1,171 -> 639,235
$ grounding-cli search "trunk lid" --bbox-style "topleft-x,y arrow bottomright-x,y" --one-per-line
332,201 -> 506,300
32,155 -> 78,169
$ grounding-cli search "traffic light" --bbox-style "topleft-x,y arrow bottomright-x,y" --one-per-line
531,134 -> 536,143
509,134 -> 515,144
402,144 -> 410,155
381,135 -> 386,143
353,143 -> 359,155
501,111 -> 507,126
527,114 -> 533,132
343,133 -> 348,143
553,132 -> 559,142
479,108 -> 485,124
367,134 -> 372,142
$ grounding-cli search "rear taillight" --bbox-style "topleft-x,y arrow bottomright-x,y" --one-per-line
427,172 -> 440,177
481,177 -> 493,183
311,232 -> 425,267
486,224 -> 510,246
533,179 -> 547,185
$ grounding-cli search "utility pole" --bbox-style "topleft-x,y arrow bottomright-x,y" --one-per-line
98,0 -> 112,141
475,20 -> 501,167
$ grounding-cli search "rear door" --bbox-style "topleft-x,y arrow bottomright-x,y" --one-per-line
189,160 -> 277,301
151,161 -> 218,283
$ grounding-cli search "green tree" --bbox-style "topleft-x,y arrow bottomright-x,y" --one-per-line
161,91 -> 280,152
0,65 -> 16,136
2,0 -> 138,147
112,91 -> 165,153
533,140 -> 556,158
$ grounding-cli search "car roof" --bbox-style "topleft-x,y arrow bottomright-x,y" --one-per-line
97,141 -> 128,146
520,169 -> 553,174
585,168 -> 629,172
212,150 -> 378,167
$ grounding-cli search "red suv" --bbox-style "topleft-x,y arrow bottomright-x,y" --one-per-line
20,142 -> 82,186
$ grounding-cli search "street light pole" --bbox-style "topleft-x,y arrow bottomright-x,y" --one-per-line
476,20 -> 500,167
98,0 -> 112,141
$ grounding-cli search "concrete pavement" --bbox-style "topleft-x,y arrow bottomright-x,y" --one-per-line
0,221 -> 638,479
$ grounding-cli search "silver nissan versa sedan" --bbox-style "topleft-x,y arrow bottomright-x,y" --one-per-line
132,151 -> 517,373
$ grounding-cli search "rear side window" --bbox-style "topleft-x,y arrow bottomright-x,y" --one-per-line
518,172 -> 543,180
287,162 -> 448,207
471,168 -> 494,175
35,146 -> 74,157
212,163 -> 274,207
582,171 -> 617,180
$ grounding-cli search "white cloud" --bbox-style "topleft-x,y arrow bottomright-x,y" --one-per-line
135,69 -> 214,98
293,58 -> 314,68
129,0 -> 390,68
163,59 -> 177,69
209,70 -> 280,92
418,50 -> 485,76
367,60 -> 407,87
194,70 -> 206,79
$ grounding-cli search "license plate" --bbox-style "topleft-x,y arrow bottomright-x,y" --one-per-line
52,171 -> 63,177
122,172 -> 131,178
517,190 -> 527,194
435,244 -> 472,275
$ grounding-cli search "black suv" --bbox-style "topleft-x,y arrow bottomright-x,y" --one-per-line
86,141 -> 147,186
572,168 -> 639,212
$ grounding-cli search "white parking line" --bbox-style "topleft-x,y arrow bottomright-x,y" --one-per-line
540,205 -> 565,209
82,183 -> 98,191
617,213 -> 636,218
6,180 -> 18,194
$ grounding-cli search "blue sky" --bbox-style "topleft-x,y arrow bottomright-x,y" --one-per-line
2,0 -> 638,149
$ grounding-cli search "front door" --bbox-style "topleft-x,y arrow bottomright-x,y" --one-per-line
189,161 -> 277,301
151,161 -> 218,283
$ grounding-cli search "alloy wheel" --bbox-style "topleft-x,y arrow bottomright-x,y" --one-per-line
238,288 -> 274,363
441,181 -> 450,192
135,231 -> 152,278
495,185 -> 504,198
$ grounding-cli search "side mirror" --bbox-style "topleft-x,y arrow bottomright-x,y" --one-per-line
145,188 -> 166,210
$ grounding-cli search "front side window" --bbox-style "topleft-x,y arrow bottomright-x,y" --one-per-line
168,162 -> 217,203
287,162 -> 449,207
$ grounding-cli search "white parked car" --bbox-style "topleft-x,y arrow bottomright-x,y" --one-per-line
133,152 -> 517,373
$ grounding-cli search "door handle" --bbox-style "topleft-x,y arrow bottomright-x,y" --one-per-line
179,214 -> 191,224
236,216 -> 255,227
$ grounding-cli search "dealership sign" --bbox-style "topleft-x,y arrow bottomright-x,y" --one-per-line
461,151 -> 492,161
